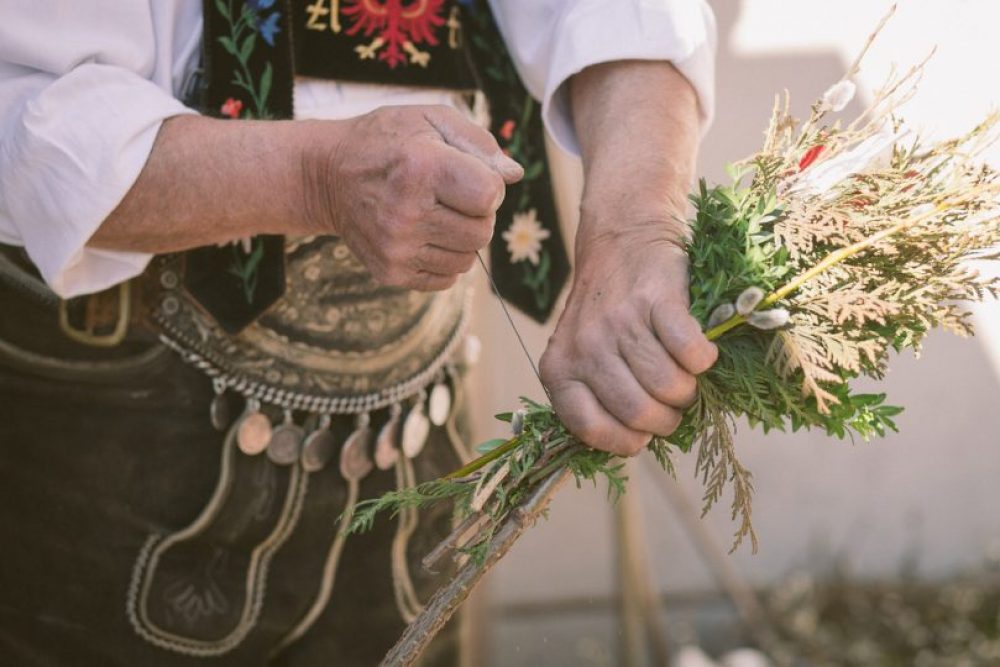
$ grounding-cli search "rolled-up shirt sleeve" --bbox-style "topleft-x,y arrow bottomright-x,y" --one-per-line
486,0 -> 717,157
0,3 -> 200,298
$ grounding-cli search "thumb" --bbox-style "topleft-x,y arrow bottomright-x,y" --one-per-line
424,107 -> 524,184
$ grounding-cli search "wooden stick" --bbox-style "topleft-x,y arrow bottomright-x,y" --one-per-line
641,459 -> 789,662
421,512 -> 488,573
379,467 -> 572,667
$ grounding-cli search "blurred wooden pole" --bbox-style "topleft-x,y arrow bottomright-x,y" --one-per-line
641,459 -> 784,657
615,458 -> 671,666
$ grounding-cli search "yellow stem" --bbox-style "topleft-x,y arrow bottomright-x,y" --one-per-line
705,202 -> 949,341
445,436 -> 521,479
446,191 -> 986,479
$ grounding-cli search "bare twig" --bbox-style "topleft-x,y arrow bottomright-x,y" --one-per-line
380,467 -> 572,667
421,512 -> 488,573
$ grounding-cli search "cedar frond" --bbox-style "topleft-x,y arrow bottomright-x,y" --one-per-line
767,327 -> 841,413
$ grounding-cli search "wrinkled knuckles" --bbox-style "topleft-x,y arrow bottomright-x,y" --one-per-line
373,264 -> 411,288
617,401 -> 678,437
538,349 -> 572,387
566,418 -> 643,457
394,152 -> 432,190
469,173 -> 505,216
653,408 -> 683,438
571,421 -> 609,451
377,211 -> 407,240
687,339 -> 719,375
413,273 -> 458,292
671,330 -> 717,375
380,243 -> 410,271
457,252 -> 477,273
606,304 -> 642,331
606,430 -> 650,458
654,370 -> 698,408
471,217 -> 495,250
573,327 -> 606,355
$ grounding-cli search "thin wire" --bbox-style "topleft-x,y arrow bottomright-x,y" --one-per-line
476,252 -> 551,401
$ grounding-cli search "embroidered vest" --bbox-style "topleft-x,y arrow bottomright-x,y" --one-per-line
183,0 -> 569,331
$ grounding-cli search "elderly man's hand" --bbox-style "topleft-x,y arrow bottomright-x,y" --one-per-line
540,219 -> 716,456
93,106 -> 518,265
540,59 -> 715,456
306,105 -> 523,291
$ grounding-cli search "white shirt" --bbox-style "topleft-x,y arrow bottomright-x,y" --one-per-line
0,0 -> 716,298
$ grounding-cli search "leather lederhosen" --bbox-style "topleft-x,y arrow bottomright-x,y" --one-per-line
0,252 -> 464,667
0,1 -> 566,664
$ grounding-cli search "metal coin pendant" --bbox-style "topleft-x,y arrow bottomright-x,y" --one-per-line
301,428 -> 337,473
237,411 -> 272,456
401,405 -> 431,459
428,382 -> 452,427
210,380 -> 231,431
210,394 -> 231,431
267,423 -> 305,466
340,424 -> 374,481
374,406 -> 402,471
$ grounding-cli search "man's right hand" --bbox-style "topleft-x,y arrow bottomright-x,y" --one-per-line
305,105 -> 524,291
92,106 -> 519,286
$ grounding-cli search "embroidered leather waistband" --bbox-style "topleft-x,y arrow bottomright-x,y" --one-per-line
148,235 -> 471,415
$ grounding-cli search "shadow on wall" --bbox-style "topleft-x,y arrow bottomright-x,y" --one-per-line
698,0 -> 866,183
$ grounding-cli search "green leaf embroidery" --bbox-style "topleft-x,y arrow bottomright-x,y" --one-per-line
239,32 -> 256,63
259,62 -> 273,108
218,35 -> 238,56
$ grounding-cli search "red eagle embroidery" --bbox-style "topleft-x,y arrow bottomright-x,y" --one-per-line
343,0 -> 447,69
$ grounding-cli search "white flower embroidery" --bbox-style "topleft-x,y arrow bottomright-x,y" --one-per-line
502,209 -> 550,265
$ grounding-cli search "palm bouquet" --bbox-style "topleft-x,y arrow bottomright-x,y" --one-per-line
351,12 -> 1000,664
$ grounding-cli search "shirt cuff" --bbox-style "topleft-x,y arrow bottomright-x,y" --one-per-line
0,63 -> 197,298
542,0 -> 717,157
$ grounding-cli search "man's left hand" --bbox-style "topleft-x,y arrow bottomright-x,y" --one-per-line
540,59 -> 715,456
540,216 -> 716,457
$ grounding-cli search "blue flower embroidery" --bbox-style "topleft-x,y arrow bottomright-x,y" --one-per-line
257,12 -> 281,46
248,0 -> 276,10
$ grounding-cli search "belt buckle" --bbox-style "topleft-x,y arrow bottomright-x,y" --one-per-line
57,281 -> 131,348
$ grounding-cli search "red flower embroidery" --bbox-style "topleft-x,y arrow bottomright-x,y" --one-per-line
343,0 -> 446,69
798,144 -> 825,171
221,98 -> 243,119
499,119 -> 516,141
